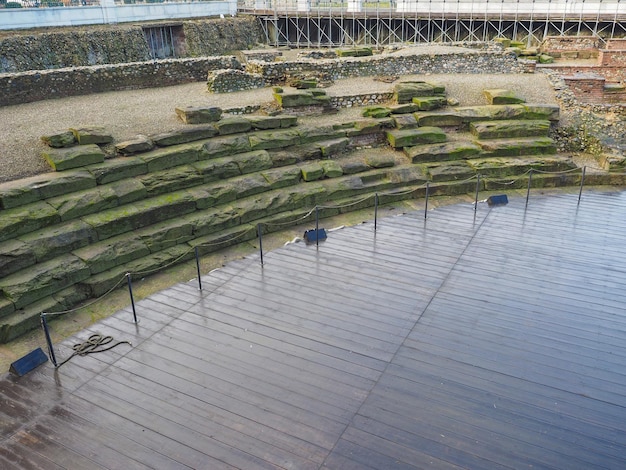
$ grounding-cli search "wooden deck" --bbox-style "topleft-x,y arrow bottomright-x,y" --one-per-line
1,190 -> 626,469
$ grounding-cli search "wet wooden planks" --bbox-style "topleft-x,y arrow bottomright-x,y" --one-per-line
1,191 -> 626,468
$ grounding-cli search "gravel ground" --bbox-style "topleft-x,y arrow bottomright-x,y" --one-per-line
0,69 -> 558,184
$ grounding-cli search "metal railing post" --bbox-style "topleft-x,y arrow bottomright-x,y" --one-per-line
424,181 -> 430,219
195,246 -> 202,291
578,166 -> 586,204
40,313 -> 58,368
474,175 -> 481,212
526,169 -> 533,206
257,223 -> 264,266
374,193 -> 379,231
315,205 -> 320,247
126,273 -> 138,323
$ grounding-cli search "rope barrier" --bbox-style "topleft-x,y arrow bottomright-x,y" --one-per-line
318,194 -> 372,210
261,208 -> 317,228
55,334 -> 132,368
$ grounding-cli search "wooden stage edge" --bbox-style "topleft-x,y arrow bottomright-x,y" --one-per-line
1,190 -> 626,469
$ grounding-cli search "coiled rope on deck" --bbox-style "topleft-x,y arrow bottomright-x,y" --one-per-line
56,334 -> 132,368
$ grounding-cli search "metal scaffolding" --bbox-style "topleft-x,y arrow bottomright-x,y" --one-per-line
238,0 -> 626,47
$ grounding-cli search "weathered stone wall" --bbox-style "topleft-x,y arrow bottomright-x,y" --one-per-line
540,36 -> 600,58
538,64 -> 626,85
245,50 -> 525,85
0,17 -> 263,74
0,26 -> 151,74
207,69 -> 265,93
0,57 -> 241,107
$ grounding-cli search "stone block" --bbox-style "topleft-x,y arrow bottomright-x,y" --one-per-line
115,136 -> 154,155
365,155 -> 396,168
43,144 -> 105,171
394,82 -> 443,104
470,120 -> 551,139
232,174 -> 272,198
175,106 -> 222,124
319,138 -> 349,157
274,91 -> 325,108
301,164 -> 324,182
207,69 -> 265,93
0,240 -> 36,278
234,150 -> 273,175
20,220 -> 98,263
389,103 -> 420,114
483,89 -> 526,105
151,126 -> 218,147
404,142 -> 482,163
214,117 -> 253,135
70,127 -> 113,145
420,162 -> 474,182
260,167 -> 303,189
137,166 -> 204,196
0,254 -> 90,309
193,158 -> 242,182
74,234 -> 151,275
320,160 -> 343,178
290,78 -> 318,89
337,47 -> 373,57
345,119 -> 384,137
111,179 -> 148,205
249,129 -> 301,150
186,183 -> 238,210
297,126 -> 346,144
393,114 -> 418,129
40,130 -> 76,148
412,96 -> 448,111
200,135 -> 252,160
247,115 -> 298,130
476,137 -> 557,157
140,142 -> 202,172
0,296 -> 14,321
468,156 -> 576,177
87,157 -> 148,185
362,106 -> 391,118
136,219 -> 194,253
386,127 -> 447,148
415,112 -> 465,127
0,202 -> 60,243
47,186 -> 119,221
522,104 -> 560,121
341,161 -> 370,174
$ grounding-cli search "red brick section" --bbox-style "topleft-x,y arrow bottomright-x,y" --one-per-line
563,73 -> 626,104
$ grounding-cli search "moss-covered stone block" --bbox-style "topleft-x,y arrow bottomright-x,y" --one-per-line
260,167 -> 303,189
394,82 -> 444,104
0,254 -> 90,309
136,219 -> 194,253
345,119 -> 383,136
493,37 -> 511,48
365,155 -> 396,168
389,103 -> 420,114
387,166 -> 428,185
180,207 -> 242,238
476,137 -> 557,157
301,163 -> 324,182
538,54 -> 554,64
405,142 -> 482,163
43,144 -> 105,171
40,130 -> 76,148
291,78 -> 318,89
320,160 -> 343,178
234,150 -> 273,175
187,183 -> 238,209
140,142 -> 202,172
0,240 -> 36,278
193,158 -> 242,182
319,138 -> 350,157
200,135 -> 252,160
362,106 -> 391,118
138,165 -> 205,196
420,162 -> 474,182
18,220 -> 98,263
249,129 -> 301,150
0,171 -> 96,210
412,96 -> 448,111
415,112 -> 465,127
393,114 -> 418,129
214,117 -> 253,135
0,296 -> 15,321
87,157 -> 148,185
341,161 -> 370,174
337,47 -> 373,57
467,156 -> 576,177
74,234 -> 151,275
386,127 -> 447,148
522,104 -> 560,121
0,202 -> 60,243
247,115 -> 298,130
115,136 -> 154,156
297,126 -> 346,144
175,106 -> 222,124
151,126 -> 218,147
274,91 -> 319,107
81,191 -> 197,240
483,89 -> 526,105
70,127 -> 113,145
232,174 -> 272,198
111,179 -> 148,205
47,186 -> 119,221
470,120 -> 550,139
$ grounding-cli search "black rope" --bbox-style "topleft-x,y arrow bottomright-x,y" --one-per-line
56,334 -> 132,368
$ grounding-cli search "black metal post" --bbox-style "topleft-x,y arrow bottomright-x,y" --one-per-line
195,246 -> 202,291
578,166 -> 586,204
40,313 -> 58,368
474,175 -> 481,212
526,169 -> 533,206
257,223 -> 264,266
315,205 -> 320,247
126,273 -> 138,323
424,182 -> 430,219
374,193 -> 379,231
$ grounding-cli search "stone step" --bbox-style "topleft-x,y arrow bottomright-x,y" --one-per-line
415,104 -> 560,127
476,137 -> 557,157
404,141 -> 482,163
386,127 -> 447,148
470,120 -> 551,139
467,156 -> 578,177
